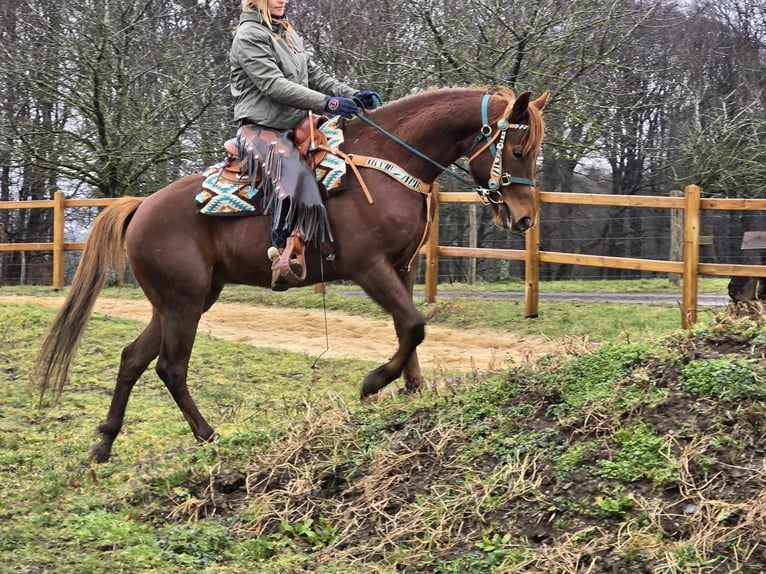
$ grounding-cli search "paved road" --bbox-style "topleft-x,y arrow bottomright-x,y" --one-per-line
408,290 -> 731,307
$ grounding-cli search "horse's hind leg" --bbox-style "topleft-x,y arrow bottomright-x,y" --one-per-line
155,311 -> 216,445
91,315 -> 162,462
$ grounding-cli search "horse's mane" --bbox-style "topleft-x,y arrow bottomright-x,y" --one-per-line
368,86 -> 544,155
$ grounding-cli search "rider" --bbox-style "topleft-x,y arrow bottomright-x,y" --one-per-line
229,0 -> 380,290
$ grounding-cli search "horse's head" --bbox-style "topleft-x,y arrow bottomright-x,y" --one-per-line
468,90 -> 550,234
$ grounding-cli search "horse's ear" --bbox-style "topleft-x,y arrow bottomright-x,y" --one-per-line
531,91 -> 551,111
510,92 -> 531,120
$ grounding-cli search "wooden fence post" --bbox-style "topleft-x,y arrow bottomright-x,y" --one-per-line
424,186 -> 440,303
524,185 -> 541,318
53,190 -> 65,290
681,184 -> 701,328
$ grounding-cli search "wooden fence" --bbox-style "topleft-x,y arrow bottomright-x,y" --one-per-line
0,194 -> 113,289
2,186 -> 766,328
423,184 -> 766,329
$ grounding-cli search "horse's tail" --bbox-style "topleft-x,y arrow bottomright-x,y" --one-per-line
33,197 -> 143,402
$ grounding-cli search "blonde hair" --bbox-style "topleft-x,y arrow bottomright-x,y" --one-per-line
242,0 -> 272,28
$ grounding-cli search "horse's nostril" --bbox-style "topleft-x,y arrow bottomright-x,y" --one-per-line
516,216 -> 532,232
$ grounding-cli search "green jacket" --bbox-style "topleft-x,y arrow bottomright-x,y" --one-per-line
229,12 -> 356,129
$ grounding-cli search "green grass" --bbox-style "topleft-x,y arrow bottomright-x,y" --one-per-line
0,302 -> 373,573
0,278 -> 718,344
1,276 -> 729,295
413,276 -> 729,294
1,287 -> 760,573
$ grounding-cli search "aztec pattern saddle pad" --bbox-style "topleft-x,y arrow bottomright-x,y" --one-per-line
195,118 -> 346,216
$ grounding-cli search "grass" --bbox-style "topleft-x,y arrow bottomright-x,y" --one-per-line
0,302 -> 373,573
2,276 -> 729,295
1,286 -> 761,573
1,276 -> 722,344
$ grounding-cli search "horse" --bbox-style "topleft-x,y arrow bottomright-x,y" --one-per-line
728,276 -> 766,302
33,86 -> 550,462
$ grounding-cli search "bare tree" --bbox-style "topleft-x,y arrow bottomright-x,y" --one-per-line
0,0 -> 236,200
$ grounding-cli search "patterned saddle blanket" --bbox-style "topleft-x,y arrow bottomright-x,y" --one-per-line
195,118 -> 346,216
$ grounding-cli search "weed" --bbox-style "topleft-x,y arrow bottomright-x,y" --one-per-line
158,522 -> 234,567
594,485 -> 636,516
2,295 -> 766,572
278,517 -> 338,549
473,531 -> 524,567
681,358 -> 766,401
545,343 -> 659,420
597,423 -> 676,484
555,440 -> 598,478
433,531 -> 527,573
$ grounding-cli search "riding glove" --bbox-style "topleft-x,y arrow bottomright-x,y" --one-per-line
352,90 -> 383,110
324,96 -> 359,119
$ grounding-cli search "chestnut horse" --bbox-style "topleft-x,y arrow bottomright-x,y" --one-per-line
34,87 -> 549,461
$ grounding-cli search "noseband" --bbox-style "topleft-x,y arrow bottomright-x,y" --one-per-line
467,94 -> 536,205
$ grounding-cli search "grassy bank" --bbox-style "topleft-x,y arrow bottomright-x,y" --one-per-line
1,290 -> 761,573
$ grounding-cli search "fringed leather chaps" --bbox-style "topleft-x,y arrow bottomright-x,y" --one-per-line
236,124 -> 333,245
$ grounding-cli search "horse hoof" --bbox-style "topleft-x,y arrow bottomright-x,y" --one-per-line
200,431 -> 219,444
360,392 -> 379,404
89,443 -> 112,463
360,381 -> 383,401
361,365 -> 390,399
194,427 -> 219,444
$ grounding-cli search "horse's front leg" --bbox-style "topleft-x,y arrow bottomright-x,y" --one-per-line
399,264 -> 425,394
354,260 -> 426,398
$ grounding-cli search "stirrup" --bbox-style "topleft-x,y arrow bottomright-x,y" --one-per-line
270,232 -> 307,289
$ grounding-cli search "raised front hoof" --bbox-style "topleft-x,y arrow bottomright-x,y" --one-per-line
89,441 -> 113,463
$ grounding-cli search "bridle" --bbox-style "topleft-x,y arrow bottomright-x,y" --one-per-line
351,92 -> 536,204
465,94 -> 536,205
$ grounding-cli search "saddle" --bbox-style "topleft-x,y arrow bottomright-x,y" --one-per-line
219,114 -> 330,188
210,114 -> 431,290
295,114 -> 330,169
219,114 -> 332,290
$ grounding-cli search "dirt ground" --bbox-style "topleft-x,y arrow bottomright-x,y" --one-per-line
1,295 -> 557,372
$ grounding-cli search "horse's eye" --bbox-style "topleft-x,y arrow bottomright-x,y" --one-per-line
512,148 -> 524,160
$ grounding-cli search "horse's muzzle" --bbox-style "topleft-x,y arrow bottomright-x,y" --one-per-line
494,202 -> 535,234
512,216 -> 533,233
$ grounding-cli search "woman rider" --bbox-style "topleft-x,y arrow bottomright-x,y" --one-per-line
229,0 -> 379,289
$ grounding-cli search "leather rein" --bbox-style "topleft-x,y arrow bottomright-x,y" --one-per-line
347,93 -> 535,205
306,93 -> 534,274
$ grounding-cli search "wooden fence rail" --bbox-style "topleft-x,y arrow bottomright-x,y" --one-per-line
0,196 -> 113,289
422,184 -> 766,328
2,186 -> 766,328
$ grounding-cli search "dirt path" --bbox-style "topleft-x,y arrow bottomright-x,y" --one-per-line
1,295 -> 556,371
